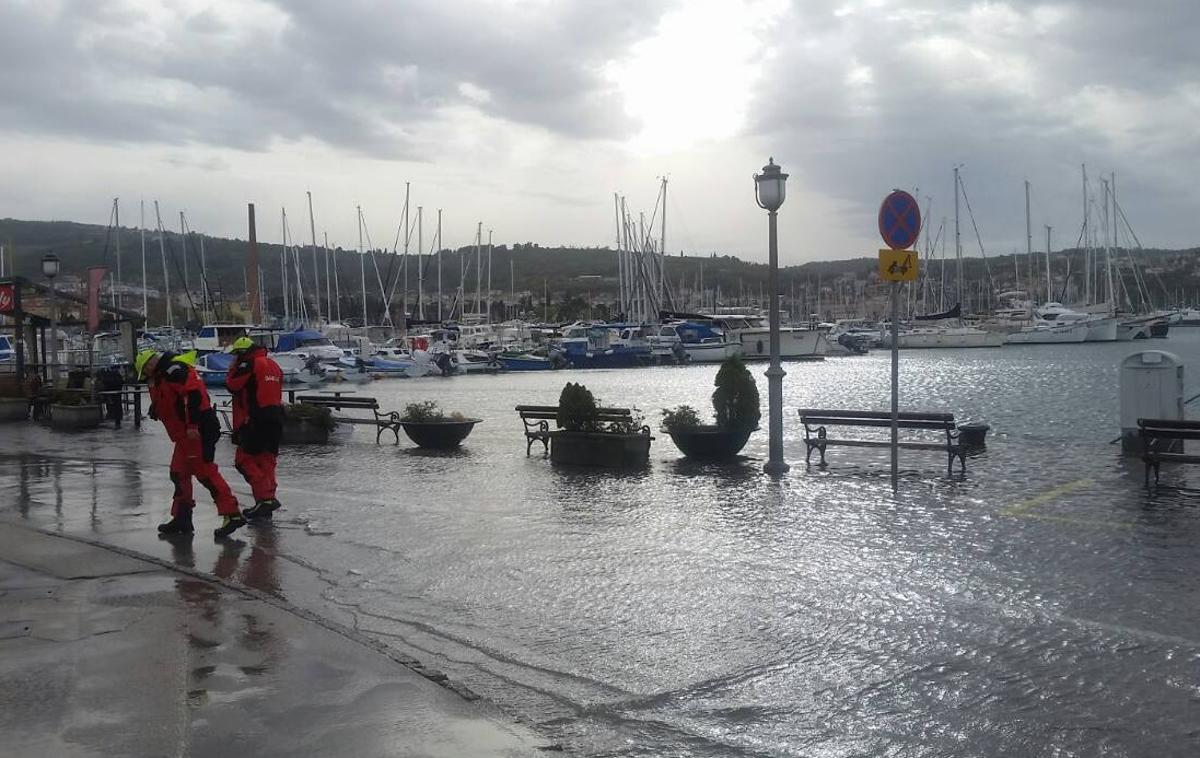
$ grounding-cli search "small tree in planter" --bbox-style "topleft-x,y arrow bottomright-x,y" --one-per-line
48,389 -> 104,431
550,381 -> 651,468
0,375 -> 30,423
662,356 -> 760,460
281,402 -> 335,444
398,400 -> 481,449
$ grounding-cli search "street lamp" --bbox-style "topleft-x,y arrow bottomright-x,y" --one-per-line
41,252 -> 60,383
755,158 -> 789,475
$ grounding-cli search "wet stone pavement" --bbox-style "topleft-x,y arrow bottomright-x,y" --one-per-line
0,523 -> 548,757
4,335 -> 1200,756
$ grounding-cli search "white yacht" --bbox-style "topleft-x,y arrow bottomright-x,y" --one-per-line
879,325 -> 1005,349
703,312 -> 826,360
1037,303 -> 1117,342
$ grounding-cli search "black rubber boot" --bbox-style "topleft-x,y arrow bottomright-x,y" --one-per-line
213,514 -> 247,539
158,507 -> 195,534
243,498 -> 281,521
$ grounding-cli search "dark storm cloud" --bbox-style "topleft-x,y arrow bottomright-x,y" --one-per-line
0,0 -> 668,156
752,0 -> 1200,248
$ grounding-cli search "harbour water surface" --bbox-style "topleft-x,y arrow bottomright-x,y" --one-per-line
4,333 -> 1200,756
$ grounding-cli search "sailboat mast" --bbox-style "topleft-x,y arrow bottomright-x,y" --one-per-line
357,206 -> 368,327
179,211 -> 192,323
659,177 -> 667,320
140,200 -> 148,317
1024,180 -> 1033,303
436,209 -> 443,322
198,231 -> 209,322
474,222 -> 482,318
154,201 -> 171,330
954,166 -> 962,310
113,198 -> 121,310
1082,164 -> 1090,305
307,191 -> 321,323
487,229 -> 493,324
280,208 -> 290,323
327,231 -> 341,323
402,183 -> 410,317
417,206 -> 424,320
614,194 -> 624,318
1045,226 -> 1052,303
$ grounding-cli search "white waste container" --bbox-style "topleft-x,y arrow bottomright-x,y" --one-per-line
1120,350 -> 1184,453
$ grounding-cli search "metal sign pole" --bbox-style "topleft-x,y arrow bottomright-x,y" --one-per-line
891,280 -> 899,491
877,188 -> 922,494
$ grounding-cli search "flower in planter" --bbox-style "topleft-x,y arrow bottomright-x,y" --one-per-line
661,405 -> 702,433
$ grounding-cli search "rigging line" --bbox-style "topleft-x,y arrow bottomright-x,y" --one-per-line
955,173 -> 997,294
358,209 -> 394,327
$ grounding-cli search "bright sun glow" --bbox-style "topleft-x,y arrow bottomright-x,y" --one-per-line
606,0 -> 786,154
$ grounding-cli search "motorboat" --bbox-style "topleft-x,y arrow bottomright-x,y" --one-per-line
554,324 -> 654,369
701,312 -> 826,359
647,321 -> 743,363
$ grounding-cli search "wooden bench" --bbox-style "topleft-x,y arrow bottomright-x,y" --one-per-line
514,405 -> 634,456
1138,418 -> 1200,487
297,394 -> 401,444
798,408 -> 965,475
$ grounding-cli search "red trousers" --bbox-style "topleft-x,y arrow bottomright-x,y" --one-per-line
170,441 -> 239,516
235,447 -> 278,502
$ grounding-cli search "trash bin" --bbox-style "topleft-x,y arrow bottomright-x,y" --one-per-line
1120,350 -> 1184,454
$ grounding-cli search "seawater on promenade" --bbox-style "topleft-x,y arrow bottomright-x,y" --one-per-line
4,333 -> 1200,757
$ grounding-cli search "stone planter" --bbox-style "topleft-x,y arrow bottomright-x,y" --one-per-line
667,424 -> 754,461
0,397 -> 30,422
550,430 -> 652,468
280,418 -> 332,444
400,419 -> 480,449
49,403 -> 104,431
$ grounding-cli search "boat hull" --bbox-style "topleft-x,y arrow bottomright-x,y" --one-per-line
1084,317 -> 1118,342
1005,323 -> 1089,344
735,328 -> 825,360
682,342 -> 743,362
884,329 -> 1005,349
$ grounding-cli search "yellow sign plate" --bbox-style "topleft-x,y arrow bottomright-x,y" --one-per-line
879,249 -> 918,281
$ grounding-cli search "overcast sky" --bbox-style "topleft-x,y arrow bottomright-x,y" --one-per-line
0,0 -> 1196,264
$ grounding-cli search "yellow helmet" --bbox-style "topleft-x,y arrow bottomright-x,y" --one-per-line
228,336 -> 255,353
134,349 -> 159,380
172,350 -> 198,367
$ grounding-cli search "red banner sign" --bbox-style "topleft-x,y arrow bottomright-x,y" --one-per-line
0,284 -> 13,313
87,266 -> 107,332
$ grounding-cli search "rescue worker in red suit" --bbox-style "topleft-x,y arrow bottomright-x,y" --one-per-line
225,336 -> 285,521
136,349 -> 246,538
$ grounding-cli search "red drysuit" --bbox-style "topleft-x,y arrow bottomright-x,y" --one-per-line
225,346 -> 284,502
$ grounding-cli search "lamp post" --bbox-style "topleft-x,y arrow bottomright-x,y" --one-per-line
755,158 -> 789,475
41,252 -> 60,384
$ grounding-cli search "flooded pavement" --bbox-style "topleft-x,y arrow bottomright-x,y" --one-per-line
4,333 -> 1200,756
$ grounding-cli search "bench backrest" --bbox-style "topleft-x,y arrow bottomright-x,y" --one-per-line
515,404 -> 635,427
799,408 -> 955,431
298,396 -> 379,410
1138,418 -> 1200,439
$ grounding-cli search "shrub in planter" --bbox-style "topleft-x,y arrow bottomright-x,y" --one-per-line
556,382 -> 599,432
661,357 -> 760,460
281,402 -> 335,444
398,401 -> 480,448
549,382 -> 651,468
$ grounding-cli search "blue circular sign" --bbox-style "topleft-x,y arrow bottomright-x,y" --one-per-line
878,190 -> 922,250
